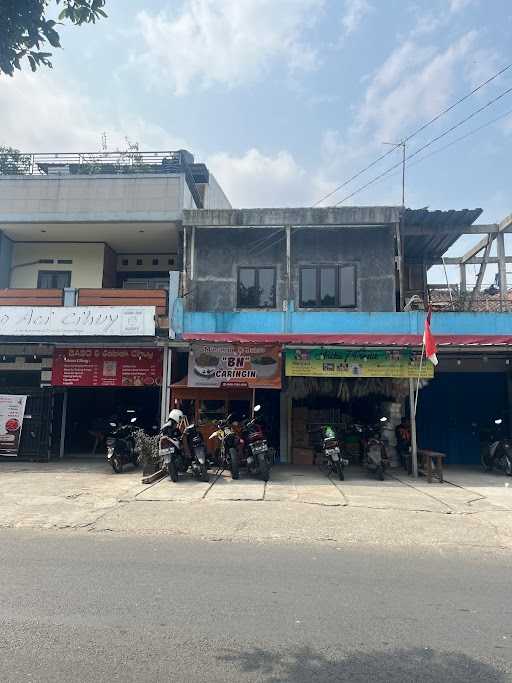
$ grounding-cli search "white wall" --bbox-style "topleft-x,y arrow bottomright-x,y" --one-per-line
204,174 -> 231,209
10,242 -> 105,288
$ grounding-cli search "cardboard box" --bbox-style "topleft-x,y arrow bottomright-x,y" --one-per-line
293,447 -> 315,465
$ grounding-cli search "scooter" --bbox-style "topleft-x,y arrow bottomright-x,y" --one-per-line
209,414 -> 240,479
318,424 -> 349,481
357,417 -> 390,481
106,414 -> 139,473
159,409 -> 187,482
239,405 -> 272,482
481,418 -> 512,476
182,422 -> 209,482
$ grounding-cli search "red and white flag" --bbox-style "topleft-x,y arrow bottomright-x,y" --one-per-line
423,306 -> 438,366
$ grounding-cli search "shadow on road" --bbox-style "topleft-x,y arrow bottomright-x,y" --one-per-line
219,645 -> 506,682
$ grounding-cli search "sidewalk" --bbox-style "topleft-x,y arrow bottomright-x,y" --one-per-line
1,461 -> 512,550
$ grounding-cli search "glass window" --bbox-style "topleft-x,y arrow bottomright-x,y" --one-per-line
300,268 -> 317,307
199,400 -> 226,424
37,271 -> 71,289
237,268 -> 276,308
339,265 -> 356,307
320,267 -> 336,307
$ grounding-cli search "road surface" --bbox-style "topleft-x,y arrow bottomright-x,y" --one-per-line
1,529 -> 511,681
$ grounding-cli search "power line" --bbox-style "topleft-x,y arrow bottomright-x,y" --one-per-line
334,84 -> 512,206
313,61 -> 512,207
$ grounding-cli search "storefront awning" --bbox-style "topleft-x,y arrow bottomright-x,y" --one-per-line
182,333 -> 512,347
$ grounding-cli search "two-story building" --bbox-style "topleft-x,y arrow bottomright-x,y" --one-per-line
168,207 -> 512,469
0,149 -> 230,459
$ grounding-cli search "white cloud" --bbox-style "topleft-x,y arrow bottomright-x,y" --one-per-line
341,0 -> 373,36
449,0 -> 474,12
135,0 -> 323,95
0,71 -> 186,152
207,148 -> 330,207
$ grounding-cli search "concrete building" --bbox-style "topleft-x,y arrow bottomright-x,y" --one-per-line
0,149 -> 230,459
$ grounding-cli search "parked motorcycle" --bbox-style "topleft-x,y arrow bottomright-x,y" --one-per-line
357,417 -> 389,480
183,422 -> 209,482
159,409 -> 209,482
239,405 -> 272,482
481,418 -> 512,475
209,414 -> 240,479
318,424 -> 349,481
106,413 -> 139,473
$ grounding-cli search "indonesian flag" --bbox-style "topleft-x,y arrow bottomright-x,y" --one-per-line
423,307 -> 438,366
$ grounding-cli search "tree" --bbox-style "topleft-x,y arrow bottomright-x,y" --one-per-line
0,147 -> 31,174
0,1 -> 107,77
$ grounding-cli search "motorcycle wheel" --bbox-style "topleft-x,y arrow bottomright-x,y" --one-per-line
506,457 -> 512,477
336,461 -> 344,481
376,465 -> 384,481
112,456 -> 123,474
259,459 -> 270,483
481,453 -> 492,472
168,461 -> 178,483
229,448 -> 240,480
200,463 -> 209,482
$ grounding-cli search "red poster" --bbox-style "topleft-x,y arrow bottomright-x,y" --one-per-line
52,348 -> 163,387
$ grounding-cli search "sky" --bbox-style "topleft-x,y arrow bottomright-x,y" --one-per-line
1,0 -> 512,282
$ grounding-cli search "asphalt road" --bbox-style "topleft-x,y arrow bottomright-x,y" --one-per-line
1,530 -> 511,682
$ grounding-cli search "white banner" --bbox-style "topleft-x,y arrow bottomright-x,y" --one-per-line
0,394 -> 27,456
0,307 -> 156,336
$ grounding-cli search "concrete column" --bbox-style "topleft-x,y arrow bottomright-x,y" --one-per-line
160,347 -> 172,426
59,389 -> 68,459
459,264 -> 467,294
279,388 -> 289,463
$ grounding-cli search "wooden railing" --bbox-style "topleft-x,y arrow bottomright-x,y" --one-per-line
0,289 -> 63,306
77,289 -> 167,316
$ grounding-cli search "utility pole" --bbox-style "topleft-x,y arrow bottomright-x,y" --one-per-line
383,140 -> 406,207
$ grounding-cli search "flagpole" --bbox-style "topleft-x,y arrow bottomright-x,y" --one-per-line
415,339 -> 425,415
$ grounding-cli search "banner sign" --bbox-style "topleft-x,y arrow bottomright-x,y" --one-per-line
0,306 -> 155,336
188,343 -> 282,388
285,347 -> 434,379
0,394 -> 27,456
52,348 -> 163,387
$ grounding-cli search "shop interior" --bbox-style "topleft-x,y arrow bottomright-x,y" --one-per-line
63,386 -> 161,456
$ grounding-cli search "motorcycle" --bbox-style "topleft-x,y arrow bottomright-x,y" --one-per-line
106,414 -> 139,474
357,417 -> 389,481
481,418 -> 512,476
318,424 -> 349,481
209,413 -> 241,479
239,405 -> 272,482
159,409 -> 208,482
182,422 -> 209,482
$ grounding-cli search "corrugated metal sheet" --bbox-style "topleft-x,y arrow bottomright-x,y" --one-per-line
404,208 -> 483,263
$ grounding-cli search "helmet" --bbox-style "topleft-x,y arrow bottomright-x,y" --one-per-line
168,409 -> 184,424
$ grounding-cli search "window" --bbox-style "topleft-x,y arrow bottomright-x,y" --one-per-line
37,270 -> 71,289
299,265 -> 356,308
237,267 -> 276,308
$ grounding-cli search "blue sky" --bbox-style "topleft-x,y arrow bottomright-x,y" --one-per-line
1,0 -> 511,280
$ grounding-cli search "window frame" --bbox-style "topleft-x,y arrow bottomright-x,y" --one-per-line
299,264 -> 357,309
37,270 -> 72,289
237,266 -> 277,309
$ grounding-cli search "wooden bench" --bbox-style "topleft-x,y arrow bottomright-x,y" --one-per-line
417,449 -> 446,483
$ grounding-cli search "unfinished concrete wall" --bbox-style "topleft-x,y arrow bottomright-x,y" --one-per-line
0,231 -> 13,288
188,225 -> 396,312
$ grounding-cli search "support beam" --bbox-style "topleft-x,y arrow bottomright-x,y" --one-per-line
403,224 -> 498,236
497,231 -> 507,311
468,234 -> 495,309
459,263 -> 467,293
461,236 -> 489,264
428,256 -> 512,265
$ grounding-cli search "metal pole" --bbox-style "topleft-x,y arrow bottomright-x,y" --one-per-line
160,347 -> 169,426
401,141 -> 406,207
409,379 -> 418,478
59,389 -> 68,459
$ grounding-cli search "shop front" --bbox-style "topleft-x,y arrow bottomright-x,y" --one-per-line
170,342 -> 282,457
51,347 -> 163,457
284,346 -> 433,466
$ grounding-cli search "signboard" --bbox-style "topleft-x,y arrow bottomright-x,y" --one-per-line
285,347 -> 434,379
52,348 -> 163,387
0,306 -> 155,336
0,394 -> 27,456
188,343 -> 282,388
